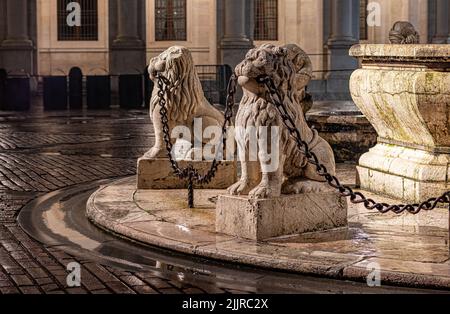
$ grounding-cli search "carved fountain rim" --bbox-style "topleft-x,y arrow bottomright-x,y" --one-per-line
350,44 -> 450,63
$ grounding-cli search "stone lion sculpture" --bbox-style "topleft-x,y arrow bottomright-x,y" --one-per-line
145,46 -> 224,158
389,21 -> 420,44
228,43 -> 336,199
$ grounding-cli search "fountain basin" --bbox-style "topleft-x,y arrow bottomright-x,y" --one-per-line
350,44 -> 450,202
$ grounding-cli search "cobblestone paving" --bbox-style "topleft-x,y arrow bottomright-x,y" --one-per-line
0,108 -> 235,294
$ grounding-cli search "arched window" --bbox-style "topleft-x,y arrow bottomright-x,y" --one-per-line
360,0 -> 369,40
254,0 -> 278,41
155,0 -> 187,41
57,0 -> 98,41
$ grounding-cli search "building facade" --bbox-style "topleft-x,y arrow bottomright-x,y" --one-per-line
0,0 -> 449,99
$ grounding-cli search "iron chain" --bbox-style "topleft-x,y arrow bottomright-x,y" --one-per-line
156,74 -> 237,208
257,75 -> 450,215
157,71 -> 450,214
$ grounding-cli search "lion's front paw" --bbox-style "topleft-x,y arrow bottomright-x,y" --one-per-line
144,147 -> 166,159
282,180 -> 329,194
227,179 -> 249,196
249,185 -> 270,199
249,184 -> 280,199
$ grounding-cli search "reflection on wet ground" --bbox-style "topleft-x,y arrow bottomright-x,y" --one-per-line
18,179 -> 450,293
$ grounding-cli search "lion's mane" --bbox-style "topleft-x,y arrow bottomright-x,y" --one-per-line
389,21 -> 420,44
236,43 -> 314,141
235,43 -> 320,175
150,46 -> 205,122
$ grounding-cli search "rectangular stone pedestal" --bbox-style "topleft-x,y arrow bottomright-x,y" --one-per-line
137,157 -> 237,189
216,193 -> 348,241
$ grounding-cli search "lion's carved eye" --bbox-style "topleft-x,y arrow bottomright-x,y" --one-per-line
170,49 -> 183,58
246,50 -> 255,57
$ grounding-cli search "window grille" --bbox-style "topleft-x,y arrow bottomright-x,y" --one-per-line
254,0 -> 278,41
57,0 -> 98,41
155,0 -> 187,41
360,0 -> 369,40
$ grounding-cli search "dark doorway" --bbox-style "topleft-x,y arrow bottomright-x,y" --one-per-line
0,69 -> 6,110
43,76 -> 68,111
119,74 -> 144,109
69,67 -> 83,109
5,75 -> 31,111
86,75 -> 111,110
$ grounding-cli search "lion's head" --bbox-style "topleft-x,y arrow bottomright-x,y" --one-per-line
148,46 -> 204,121
389,21 -> 420,44
236,43 -> 313,113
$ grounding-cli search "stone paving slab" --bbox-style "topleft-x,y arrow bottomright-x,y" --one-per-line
88,176 -> 450,289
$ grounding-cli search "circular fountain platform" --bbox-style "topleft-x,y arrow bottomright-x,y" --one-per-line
87,175 -> 450,290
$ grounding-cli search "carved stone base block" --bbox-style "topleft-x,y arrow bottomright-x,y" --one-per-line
137,157 -> 237,189
357,144 -> 450,203
215,193 -> 348,241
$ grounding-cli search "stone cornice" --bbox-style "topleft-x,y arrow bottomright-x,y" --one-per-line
350,44 -> 450,63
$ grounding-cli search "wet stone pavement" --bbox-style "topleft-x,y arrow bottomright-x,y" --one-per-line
0,105 -> 448,295
0,107 -> 239,294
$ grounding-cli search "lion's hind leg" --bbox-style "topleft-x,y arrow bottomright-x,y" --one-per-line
282,138 -> 336,194
145,107 -> 170,159
303,138 -> 336,181
282,178 -> 331,194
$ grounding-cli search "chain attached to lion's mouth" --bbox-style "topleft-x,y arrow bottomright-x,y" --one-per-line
256,75 -> 270,84
155,73 -> 237,208
155,73 -> 182,90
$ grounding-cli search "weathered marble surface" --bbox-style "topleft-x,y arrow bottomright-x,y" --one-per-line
350,44 -> 450,202
137,157 -> 237,189
216,192 -> 347,241
350,44 -> 450,59
87,164 -> 450,289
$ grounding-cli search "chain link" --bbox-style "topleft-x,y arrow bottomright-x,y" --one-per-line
257,75 -> 450,215
156,74 -> 237,208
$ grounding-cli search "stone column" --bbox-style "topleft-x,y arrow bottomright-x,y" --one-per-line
110,0 -> 146,75
4,0 -> 32,45
114,0 -> 141,46
432,0 -> 450,44
219,0 -> 254,71
0,0 -> 34,74
326,0 -> 359,99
